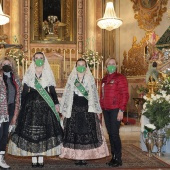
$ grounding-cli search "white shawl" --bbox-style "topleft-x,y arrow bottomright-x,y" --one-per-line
22,53 -> 56,88
60,65 -> 102,118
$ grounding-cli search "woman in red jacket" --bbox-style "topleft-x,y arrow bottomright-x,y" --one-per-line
100,57 -> 129,167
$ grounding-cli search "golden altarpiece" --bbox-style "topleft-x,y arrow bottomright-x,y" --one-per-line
0,0 -> 89,89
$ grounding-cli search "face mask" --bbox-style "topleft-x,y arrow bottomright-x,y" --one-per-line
35,59 -> 44,67
76,66 -> 86,73
2,65 -> 12,72
107,65 -> 117,73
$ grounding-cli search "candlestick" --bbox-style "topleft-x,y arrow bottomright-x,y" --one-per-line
70,49 -> 72,71
28,49 -> 30,64
63,50 -> 66,71
26,59 -> 28,71
97,63 -> 99,79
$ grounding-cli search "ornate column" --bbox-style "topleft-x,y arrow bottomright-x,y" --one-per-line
10,0 -> 20,44
85,0 -> 96,51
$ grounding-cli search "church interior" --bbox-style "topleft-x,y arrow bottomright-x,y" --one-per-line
1,0 -> 170,169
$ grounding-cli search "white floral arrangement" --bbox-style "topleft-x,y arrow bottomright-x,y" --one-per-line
7,49 -> 26,66
144,124 -> 156,132
82,49 -> 103,69
142,77 -> 170,131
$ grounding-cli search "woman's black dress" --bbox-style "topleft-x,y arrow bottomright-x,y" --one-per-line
10,83 -> 63,154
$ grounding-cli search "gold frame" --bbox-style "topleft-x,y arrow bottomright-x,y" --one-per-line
30,0 -> 77,43
131,0 -> 168,31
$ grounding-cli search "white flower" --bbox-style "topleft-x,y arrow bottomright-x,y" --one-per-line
145,124 -> 156,130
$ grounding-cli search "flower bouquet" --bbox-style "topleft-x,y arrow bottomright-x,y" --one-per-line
82,49 -> 102,70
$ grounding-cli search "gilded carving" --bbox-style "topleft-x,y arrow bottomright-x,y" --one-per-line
121,35 -> 149,76
77,0 -> 84,53
131,0 -> 168,31
33,0 -> 39,37
23,0 -> 29,52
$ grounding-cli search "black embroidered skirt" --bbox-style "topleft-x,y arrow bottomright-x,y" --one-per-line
63,93 -> 102,150
10,90 -> 63,154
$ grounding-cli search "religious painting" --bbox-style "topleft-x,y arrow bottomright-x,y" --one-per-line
30,0 -> 77,43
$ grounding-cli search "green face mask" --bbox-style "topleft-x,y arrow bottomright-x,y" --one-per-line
107,65 -> 117,73
76,65 -> 86,73
35,59 -> 44,67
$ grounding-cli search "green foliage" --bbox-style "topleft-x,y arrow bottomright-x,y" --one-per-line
143,97 -> 170,130
137,86 -> 149,94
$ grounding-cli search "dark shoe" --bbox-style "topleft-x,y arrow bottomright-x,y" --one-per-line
106,158 -> 116,166
75,160 -> 82,166
110,159 -> 122,167
37,163 -> 44,168
81,160 -> 87,165
75,160 -> 87,166
32,163 -> 38,168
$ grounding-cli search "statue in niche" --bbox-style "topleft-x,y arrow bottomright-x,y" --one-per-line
42,15 -> 66,41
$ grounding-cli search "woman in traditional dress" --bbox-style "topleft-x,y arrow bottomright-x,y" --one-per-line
8,52 -> 63,168
60,58 -> 109,165
0,56 -> 21,169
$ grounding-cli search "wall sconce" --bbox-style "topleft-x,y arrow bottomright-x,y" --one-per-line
97,2 -> 122,31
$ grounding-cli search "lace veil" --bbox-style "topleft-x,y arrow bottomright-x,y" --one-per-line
60,64 -> 102,118
22,52 -> 56,88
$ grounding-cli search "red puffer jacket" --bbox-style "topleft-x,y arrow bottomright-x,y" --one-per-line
100,71 -> 129,111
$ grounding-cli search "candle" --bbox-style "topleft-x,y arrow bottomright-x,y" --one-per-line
63,50 -> 65,71
28,49 -> 30,64
77,49 -> 78,60
22,59 -> 24,77
97,63 -> 99,79
93,60 -> 95,78
101,60 -> 103,78
70,49 -> 72,71
26,59 -> 28,71
57,65 -> 59,79
17,59 -> 20,75
97,63 -> 99,89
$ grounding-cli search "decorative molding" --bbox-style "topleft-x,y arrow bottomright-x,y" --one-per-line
131,0 -> 168,31
77,0 -> 84,54
23,0 -> 29,52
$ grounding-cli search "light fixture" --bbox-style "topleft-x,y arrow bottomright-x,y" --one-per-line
97,2 -> 122,31
0,3 -> 10,25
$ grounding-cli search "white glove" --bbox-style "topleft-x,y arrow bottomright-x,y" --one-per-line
9,125 -> 16,133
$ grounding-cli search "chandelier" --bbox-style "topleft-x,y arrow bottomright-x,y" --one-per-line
97,2 -> 122,31
0,3 -> 10,25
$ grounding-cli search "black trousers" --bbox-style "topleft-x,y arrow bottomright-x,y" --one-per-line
0,103 -> 15,151
103,108 -> 122,161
